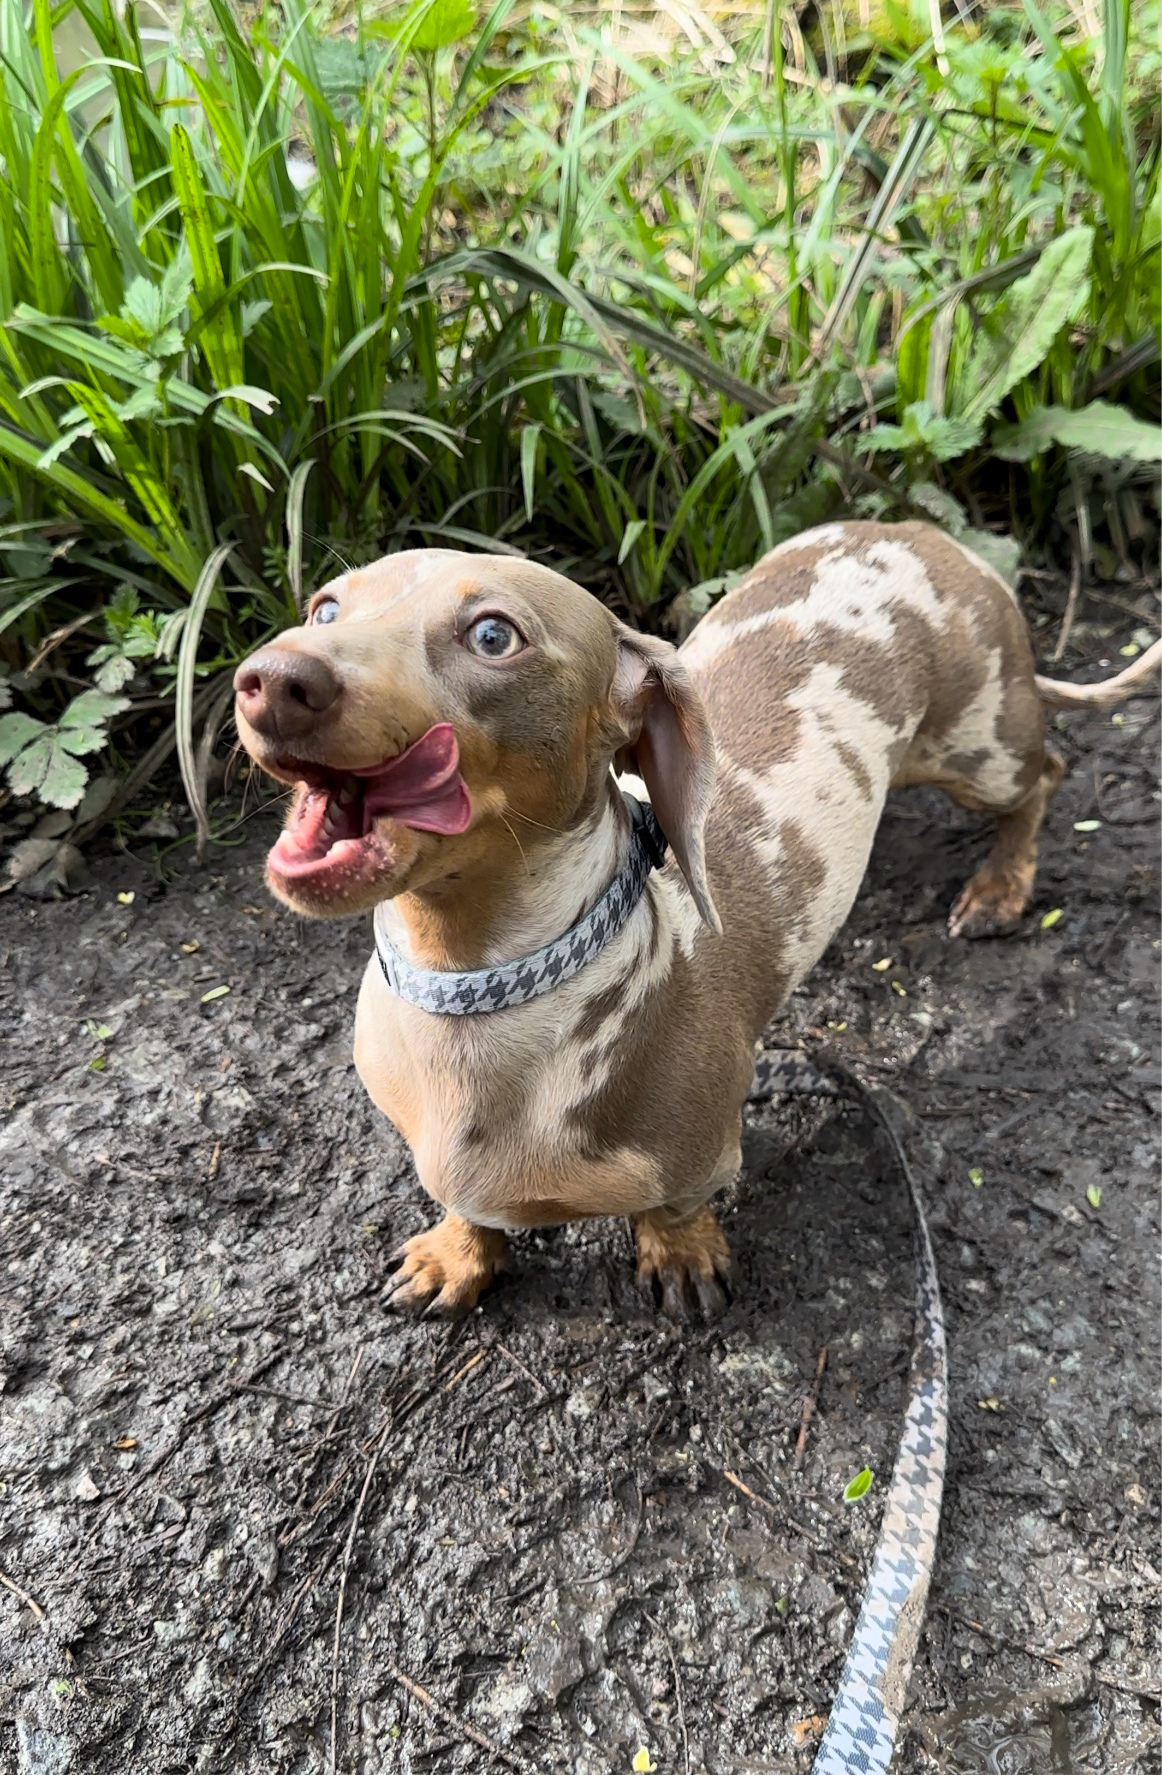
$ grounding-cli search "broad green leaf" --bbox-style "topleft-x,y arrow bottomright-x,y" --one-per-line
963,228 -> 1094,423
381,0 -> 476,51
843,1467 -> 874,1503
0,711 -> 46,765
995,401 -> 1162,464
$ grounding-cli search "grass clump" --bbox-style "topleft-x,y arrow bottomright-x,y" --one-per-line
0,0 -> 1158,844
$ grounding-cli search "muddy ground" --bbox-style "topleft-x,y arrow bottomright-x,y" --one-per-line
1,616 -> 1159,1775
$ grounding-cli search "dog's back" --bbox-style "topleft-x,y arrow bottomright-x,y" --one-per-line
682,520 -> 1052,986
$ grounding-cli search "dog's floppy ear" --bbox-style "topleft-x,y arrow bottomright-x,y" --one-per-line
610,622 -> 721,934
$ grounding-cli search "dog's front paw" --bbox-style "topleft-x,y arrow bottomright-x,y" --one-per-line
385,1214 -> 509,1318
948,868 -> 1030,938
634,1205 -> 734,1321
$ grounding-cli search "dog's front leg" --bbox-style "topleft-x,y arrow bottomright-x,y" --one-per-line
385,1214 -> 509,1318
632,1203 -> 734,1319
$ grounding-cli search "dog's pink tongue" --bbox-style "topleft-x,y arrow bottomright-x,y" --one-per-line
354,722 -> 472,835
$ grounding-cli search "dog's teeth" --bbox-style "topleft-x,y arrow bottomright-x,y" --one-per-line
338,778 -> 358,807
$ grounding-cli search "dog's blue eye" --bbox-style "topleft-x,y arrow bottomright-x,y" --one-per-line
465,616 -> 523,659
311,597 -> 340,625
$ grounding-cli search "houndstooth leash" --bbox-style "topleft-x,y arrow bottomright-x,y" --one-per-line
750,1051 -> 948,1772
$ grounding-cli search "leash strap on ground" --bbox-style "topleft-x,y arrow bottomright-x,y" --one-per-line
749,1051 -> 948,1774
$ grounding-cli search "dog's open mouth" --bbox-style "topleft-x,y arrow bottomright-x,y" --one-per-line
268,722 -> 472,890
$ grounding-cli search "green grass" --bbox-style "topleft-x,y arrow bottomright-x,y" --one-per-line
0,0 -> 1158,839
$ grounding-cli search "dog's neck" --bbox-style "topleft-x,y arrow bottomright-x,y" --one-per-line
378,780 -> 629,972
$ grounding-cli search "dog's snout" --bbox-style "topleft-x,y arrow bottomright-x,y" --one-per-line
234,646 -> 340,741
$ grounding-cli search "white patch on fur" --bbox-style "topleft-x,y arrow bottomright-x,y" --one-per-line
727,664 -> 901,987
681,537 -> 943,674
758,522 -> 848,561
929,648 -> 1026,805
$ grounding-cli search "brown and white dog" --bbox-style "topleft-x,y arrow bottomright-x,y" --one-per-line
234,521 -> 1160,1317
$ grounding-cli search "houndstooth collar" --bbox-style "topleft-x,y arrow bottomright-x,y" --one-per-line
373,795 -> 667,1016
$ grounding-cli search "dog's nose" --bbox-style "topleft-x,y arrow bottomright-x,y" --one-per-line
234,647 -> 340,742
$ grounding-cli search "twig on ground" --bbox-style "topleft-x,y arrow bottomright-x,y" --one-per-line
443,1349 -> 487,1391
329,1418 -> 392,1775
1052,545 -> 1083,662
792,1345 -> 828,1472
386,1660 -> 527,1770
646,1613 -> 691,1775
0,1571 -> 47,1625
721,1469 -> 858,1570
488,1338 -> 548,1395
239,1383 -> 344,1410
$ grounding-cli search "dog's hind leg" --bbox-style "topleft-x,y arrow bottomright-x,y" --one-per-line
945,747 -> 1065,936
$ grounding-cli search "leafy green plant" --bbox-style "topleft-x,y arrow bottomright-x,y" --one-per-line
0,0 -> 1156,847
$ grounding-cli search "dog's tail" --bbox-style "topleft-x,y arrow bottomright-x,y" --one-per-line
1036,637 -> 1162,710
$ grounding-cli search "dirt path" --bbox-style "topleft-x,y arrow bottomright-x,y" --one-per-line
1,689 -> 1158,1774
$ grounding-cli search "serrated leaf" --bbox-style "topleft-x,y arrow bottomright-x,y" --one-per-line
8,734 -> 88,807
963,227 -> 1094,422
909,481 -> 968,534
61,689 -> 131,729
1086,1184 -> 1102,1209
960,528 -> 1022,590
93,655 -> 137,694
0,711 -> 48,766
57,725 -> 110,758
843,1467 -> 874,1503
969,1167 -> 984,1187
909,411 -> 984,462
995,401 -> 1162,464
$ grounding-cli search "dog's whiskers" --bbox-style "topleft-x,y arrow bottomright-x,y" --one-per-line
499,813 -> 531,876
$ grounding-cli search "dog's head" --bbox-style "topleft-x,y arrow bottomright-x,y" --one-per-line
234,550 -> 720,926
